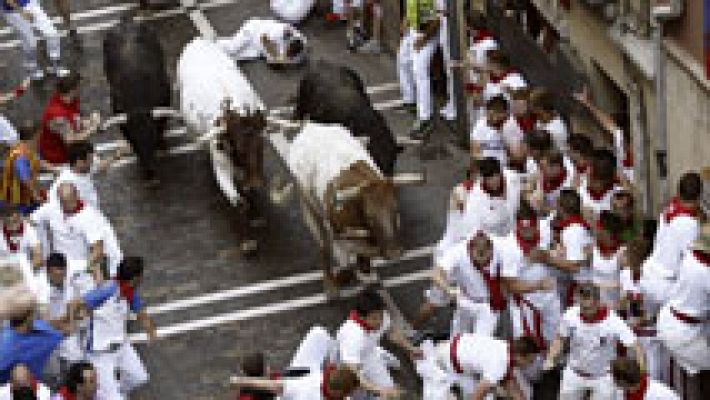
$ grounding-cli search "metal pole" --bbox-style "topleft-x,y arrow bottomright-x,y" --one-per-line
448,0 -> 469,146
654,22 -> 668,207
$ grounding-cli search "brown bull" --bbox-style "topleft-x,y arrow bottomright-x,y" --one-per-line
216,106 -> 266,253
314,160 -> 402,293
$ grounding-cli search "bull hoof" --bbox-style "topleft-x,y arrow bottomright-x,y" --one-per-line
240,239 -> 258,256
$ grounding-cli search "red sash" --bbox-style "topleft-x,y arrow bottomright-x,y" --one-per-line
513,294 -> 546,350
663,197 -> 698,223
450,334 -> 464,374
320,363 -> 336,399
625,374 -> 649,400
468,243 -> 506,311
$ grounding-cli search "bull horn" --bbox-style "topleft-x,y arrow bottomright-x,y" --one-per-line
355,136 -> 370,147
337,227 -> 370,240
391,171 -> 426,186
100,113 -> 128,131
197,125 -> 226,143
335,182 -> 367,203
395,136 -> 423,148
151,108 -> 182,119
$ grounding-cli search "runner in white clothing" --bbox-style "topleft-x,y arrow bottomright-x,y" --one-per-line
0,364 -> 51,400
656,222 -> 710,374
470,96 -> 510,165
544,284 -> 644,400
334,289 -> 419,399
217,18 -> 307,65
460,157 -> 521,238
416,334 -> 541,400
577,149 -> 623,220
0,206 -> 41,269
499,203 -> 560,350
641,172 -> 703,309
531,90 -> 568,152
611,357 -> 679,400
590,211 -> 624,308
31,183 -> 122,279
432,231 -> 511,335
530,151 -> 575,215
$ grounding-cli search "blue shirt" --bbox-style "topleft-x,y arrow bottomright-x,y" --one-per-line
83,281 -> 144,313
0,320 -> 63,383
2,0 -> 30,12
0,284 -> 117,382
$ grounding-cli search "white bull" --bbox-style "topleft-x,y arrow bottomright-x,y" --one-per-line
176,38 -> 265,207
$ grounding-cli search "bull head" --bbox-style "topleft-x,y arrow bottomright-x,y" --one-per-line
223,107 -> 267,191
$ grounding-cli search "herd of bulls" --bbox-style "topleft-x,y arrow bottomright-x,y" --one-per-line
101,18 -> 415,293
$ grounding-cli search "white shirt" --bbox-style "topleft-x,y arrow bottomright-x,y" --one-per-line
30,203 -> 122,277
648,204 -> 699,278
49,167 -> 99,210
547,212 -> 592,283
667,251 -> 710,319
438,240 -> 512,304
626,379 -> 680,400
0,382 -> 52,400
450,333 -> 510,384
497,219 -> 558,307
460,169 -> 521,238
217,18 -> 305,62
558,306 -> 636,376
281,371 -> 327,400
470,117 -> 507,166
0,221 -> 40,262
578,176 -> 621,217
591,247 -> 622,287
335,311 -> 391,367
87,281 -> 143,352
536,116 -> 568,152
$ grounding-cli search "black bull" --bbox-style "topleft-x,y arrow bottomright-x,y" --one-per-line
294,60 -> 399,176
103,19 -> 171,179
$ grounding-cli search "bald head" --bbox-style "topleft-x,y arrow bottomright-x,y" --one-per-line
10,364 -> 32,387
58,182 -> 80,214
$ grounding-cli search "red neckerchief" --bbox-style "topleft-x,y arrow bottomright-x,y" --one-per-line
488,118 -> 506,131
516,115 -> 536,134
348,310 -> 375,332
2,222 -> 23,252
575,162 -> 588,175
58,386 -> 76,400
543,167 -> 567,194
468,241 -> 506,311
515,219 -> 540,255
664,197 -> 698,223
64,200 -> 85,217
465,82 -> 483,94
450,334 -> 464,374
693,250 -> 710,267
503,342 -> 516,382
481,176 -> 505,198
587,179 -> 616,201
580,306 -> 609,324
597,241 -> 620,258
118,280 -> 135,304
473,29 -> 494,43
462,179 -> 474,192
625,374 -> 649,400
622,147 -> 634,168
490,67 -> 516,84
552,215 -> 590,243
320,363 -> 336,399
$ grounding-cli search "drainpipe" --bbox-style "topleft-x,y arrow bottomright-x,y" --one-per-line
653,20 -> 669,207
448,0 -> 469,146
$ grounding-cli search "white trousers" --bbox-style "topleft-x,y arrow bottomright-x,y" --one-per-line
451,298 -> 499,336
88,343 -> 149,400
398,28 -> 438,121
656,306 -> 710,375
559,368 -> 614,400
2,0 -> 61,72
438,16 -> 455,118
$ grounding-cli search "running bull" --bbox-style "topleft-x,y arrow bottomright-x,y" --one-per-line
294,60 -> 399,176
287,122 -> 403,294
103,17 -> 171,181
